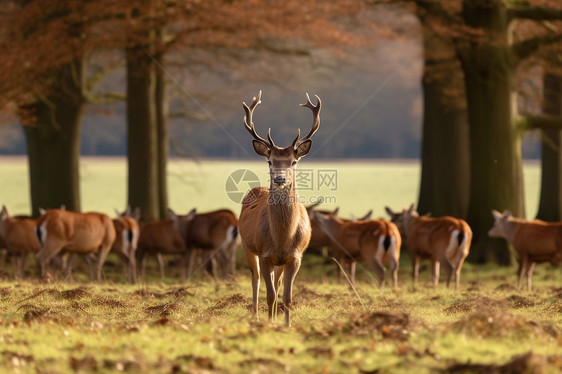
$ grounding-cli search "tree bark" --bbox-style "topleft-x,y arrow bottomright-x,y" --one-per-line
22,60 -> 85,217
416,10 -> 470,218
460,0 -> 522,264
536,73 -> 562,221
155,30 -> 169,220
126,37 -> 160,222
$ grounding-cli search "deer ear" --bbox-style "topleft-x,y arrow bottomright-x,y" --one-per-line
384,206 -> 394,217
168,208 -> 177,221
0,205 -> 7,219
252,140 -> 270,158
39,207 -> 47,215
132,207 -> 141,221
295,139 -> 312,158
187,208 -> 197,220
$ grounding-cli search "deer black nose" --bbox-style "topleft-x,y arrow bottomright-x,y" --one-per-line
274,176 -> 287,185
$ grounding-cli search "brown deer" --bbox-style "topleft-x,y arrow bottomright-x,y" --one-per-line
35,209 -> 116,282
311,210 -> 401,287
385,204 -> 471,289
0,206 -> 41,278
136,217 -> 186,281
306,203 -> 340,257
112,207 -> 140,283
169,208 -> 239,279
239,90 -> 320,326
488,210 -> 562,291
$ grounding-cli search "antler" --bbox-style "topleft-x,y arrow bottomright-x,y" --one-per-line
292,93 -> 321,148
243,90 -> 275,147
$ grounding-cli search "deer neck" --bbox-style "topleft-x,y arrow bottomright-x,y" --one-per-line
267,181 -> 301,245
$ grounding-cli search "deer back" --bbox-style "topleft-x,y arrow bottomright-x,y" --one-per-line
185,209 -> 238,250
137,220 -> 186,255
513,221 -> 562,262
1,216 -> 41,254
37,210 -> 116,253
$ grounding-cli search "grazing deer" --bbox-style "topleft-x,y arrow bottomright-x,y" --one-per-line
112,207 -> 140,283
0,206 -> 41,278
306,204 -> 340,257
35,209 -> 116,282
385,204 -> 471,289
168,208 -> 239,279
239,90 -> 320,326
488,210 -> 562,291
311,210 -> 401,287
136,217 -> 186,281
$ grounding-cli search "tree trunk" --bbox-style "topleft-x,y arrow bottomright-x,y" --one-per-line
536,73 -> 562,221
155,31 -> 169,220
460,0 -> 523,264
126,38 -> 160,222
22,60 -> 85,217
416,12 -> 470,218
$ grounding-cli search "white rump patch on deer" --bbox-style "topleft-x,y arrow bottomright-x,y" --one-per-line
375,235 -> 386,262
39,222 -> 47,246
445,230 -> 460,266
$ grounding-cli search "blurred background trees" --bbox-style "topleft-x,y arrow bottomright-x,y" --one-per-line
0,0 -> 562,264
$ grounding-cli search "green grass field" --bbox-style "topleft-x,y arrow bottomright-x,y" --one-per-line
0,157 -> 559,373
0,156 -> 541,219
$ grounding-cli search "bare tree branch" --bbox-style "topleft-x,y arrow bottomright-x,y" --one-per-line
85,92 -> 126,104
518,114 -> 562,131
508,6 -> 562,22
512,34 -> 562,63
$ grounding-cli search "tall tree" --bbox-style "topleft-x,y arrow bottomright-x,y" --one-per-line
535,73 -> 562,220
457,0 -> 562,263
415,1 -> 470,218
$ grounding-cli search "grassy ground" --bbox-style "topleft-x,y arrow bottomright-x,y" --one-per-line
0,252 -> 560,374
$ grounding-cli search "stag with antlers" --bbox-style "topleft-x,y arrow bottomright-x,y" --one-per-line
239,90 -> 321,326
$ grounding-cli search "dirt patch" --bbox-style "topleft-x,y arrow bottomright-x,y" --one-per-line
60,287 -> 90,300
165,286 -> 194,298
452,309 -> 553,338
92,296 -> 130,308
505,295 -> 535,308
0,287 -> 11,297
445,351 -> 546,373
495,283 -> 517,291
145,301 -> 181,318
444,296 -> 506,315
207,293 -> 247,312
313,311 -> 410,340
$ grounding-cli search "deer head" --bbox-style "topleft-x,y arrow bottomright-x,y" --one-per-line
243,90 -> 321,192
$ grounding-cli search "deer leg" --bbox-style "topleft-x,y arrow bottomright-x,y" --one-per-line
443,260 -> 454,288
62,253 -> 74,282
282,258 -> 302,327
243,248 -> 260,318
432,260 -> 440,287
388,257 -> 398,288
228,240 -> 238,276
259,259 -> 276,322
139,252 -> 147,282
454,257 -> 466,290
36,242 -> 64,278
526,261 -> 536,292
412,255 -> 420,286
156,252 -> 165,279
128,253 -> 137,284
95,245 -> 111,282
349,261 -> 357,287
518,256 -> 528,290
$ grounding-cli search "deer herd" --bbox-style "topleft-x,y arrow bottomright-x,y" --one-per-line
1,91 -> 561,326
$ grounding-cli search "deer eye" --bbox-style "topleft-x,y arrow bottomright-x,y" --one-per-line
267,161 -> 272,165
292,161 -> 297,166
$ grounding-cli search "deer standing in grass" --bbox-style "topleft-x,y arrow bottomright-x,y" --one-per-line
385,204 -> 471,289
239,90 -> 320,326
35,209 -> 116,282
311,210 -> 401,287
0,206 -> 41,278
169,208 -> 239,279
488,210 -> 562,291
112,207 -> 140,283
